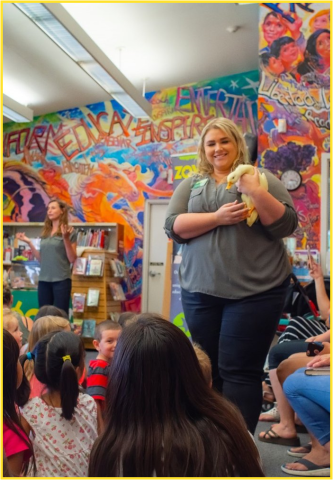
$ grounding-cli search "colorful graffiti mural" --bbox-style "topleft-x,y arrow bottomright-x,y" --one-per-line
3,70 -> 258,307
259,2 -> 330,251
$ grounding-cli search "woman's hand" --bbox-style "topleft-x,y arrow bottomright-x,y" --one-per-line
235,168 -> 261,196
15,232 -> 30,244
307,353 -> 330,368
61,225 -> 74,239
308,260 -> 323,280
215,201 -> 249,226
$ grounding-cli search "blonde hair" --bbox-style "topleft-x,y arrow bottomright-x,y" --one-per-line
197,118 -> 249,176
3,309 -> 18,331
193,343 -> 212,387
24,315 -> 70,380
309,9 -> 330,30
41,198 -> 69,238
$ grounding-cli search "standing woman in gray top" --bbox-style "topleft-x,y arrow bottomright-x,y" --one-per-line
16,199 -> 77,315
164,118 -> 298,434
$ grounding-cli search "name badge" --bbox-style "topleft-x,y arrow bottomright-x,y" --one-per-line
192,178 -> 208,190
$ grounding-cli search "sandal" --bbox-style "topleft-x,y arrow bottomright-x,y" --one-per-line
287,443 -> 312,458
258,428 -> 300,447
259,404 -> 280,422
281,458 -> 330,476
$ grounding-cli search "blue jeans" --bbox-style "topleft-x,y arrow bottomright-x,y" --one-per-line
283,367 -> 330,446
181,276 -> 289,434
38,278 -> 72,315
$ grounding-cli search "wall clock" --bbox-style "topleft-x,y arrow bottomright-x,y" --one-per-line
280,170 -> 302,191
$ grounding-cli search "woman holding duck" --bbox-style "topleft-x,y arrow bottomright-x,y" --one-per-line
164,117 -> 298,434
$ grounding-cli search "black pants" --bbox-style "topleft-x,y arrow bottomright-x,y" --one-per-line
181,277 -> 289,434
38,279 -> 72,315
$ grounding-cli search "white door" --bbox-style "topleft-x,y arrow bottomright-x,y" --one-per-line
142,200 -> 169,314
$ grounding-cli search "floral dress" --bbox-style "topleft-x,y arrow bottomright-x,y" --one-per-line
22,393 -> 97,477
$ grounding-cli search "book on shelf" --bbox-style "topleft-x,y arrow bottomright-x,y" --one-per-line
87,288 -> 100,307
76,228 -> 110,249
305,367 -> 330,376
73,257 -> 87,275
72,318 -> 83,336
86,254 -> 104,276
81,319 -> 96,338
109,282 -> 126,301
110,258 -> 125,277
72,293 -> 86,313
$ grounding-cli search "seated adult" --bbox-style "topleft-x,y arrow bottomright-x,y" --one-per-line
258,331 -> 329,446
281,354 -> 330,476
261,260 -> 329,411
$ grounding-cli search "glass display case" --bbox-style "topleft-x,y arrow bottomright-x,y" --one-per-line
9,261 -> 40,290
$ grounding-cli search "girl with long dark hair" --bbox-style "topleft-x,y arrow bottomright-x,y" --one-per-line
3,330 -> 34,476
20,331 -> 98,476
297,29 -> 330,87
89,314 -> 264,477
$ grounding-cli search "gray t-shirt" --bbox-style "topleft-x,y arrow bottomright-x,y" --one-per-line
39,230 -> 77,282
164,169 -> 298,299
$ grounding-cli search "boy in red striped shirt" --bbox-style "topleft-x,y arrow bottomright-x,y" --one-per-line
87,320 -> 122,410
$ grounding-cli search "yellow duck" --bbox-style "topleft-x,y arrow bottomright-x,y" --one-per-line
226,165 -> 268,227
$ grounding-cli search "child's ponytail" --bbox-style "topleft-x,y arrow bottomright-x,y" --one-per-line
33,331 -> 84,420
60,355 -> 79,420
16,352 -> 34,406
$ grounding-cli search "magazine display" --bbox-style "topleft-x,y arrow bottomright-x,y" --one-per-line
109,282 -> 126,301
87,288 -> 100,307
110,258 -> 125,277
86,254 -> 104,276
72,293 -> 86,313
81,319 -> 96,338
72,319 -> 83,336
73,257 -> 87,275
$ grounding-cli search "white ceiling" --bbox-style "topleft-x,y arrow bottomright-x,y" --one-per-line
3,2 -> 259,120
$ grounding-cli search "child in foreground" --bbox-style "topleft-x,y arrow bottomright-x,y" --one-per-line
89,314 -> 264,477
20,331 -> 98,477
22,315 -> 71,398
3,330 -> 34,476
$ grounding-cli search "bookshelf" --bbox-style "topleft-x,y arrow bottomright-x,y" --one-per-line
3,223 -> 125,346
72,249 -> 124,349
3,222 -> 124,257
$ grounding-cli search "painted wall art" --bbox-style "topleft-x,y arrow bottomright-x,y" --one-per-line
259,2 -> 330,252
3,70 -> 258,309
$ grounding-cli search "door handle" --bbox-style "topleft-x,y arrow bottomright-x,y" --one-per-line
149,270 -> 161,277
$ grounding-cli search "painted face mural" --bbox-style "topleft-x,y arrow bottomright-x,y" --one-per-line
259,3 -> 330,254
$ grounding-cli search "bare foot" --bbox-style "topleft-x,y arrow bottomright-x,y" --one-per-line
289,443 -> 312,455
259,422 -> 297,440
284,449 -> 329,471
